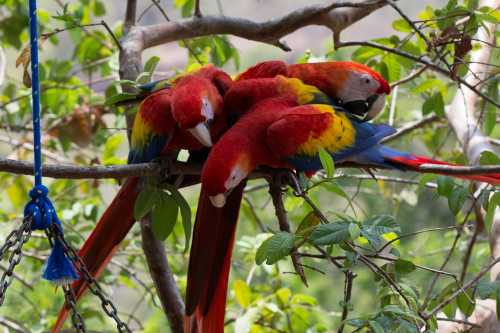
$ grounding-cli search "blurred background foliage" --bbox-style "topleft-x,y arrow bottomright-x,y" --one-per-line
0,0 -> 498,332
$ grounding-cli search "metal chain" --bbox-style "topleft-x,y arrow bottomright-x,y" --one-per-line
0,218 -> 32,306
62,284 -> 87,333
49,225 -> 132,333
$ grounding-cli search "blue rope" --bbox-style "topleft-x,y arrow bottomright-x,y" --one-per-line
23,0 -> 78,284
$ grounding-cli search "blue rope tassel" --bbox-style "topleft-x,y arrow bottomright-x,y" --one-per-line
24,0 -> 78,284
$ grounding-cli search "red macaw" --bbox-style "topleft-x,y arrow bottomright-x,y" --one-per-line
185,71 -> 500,333
235,60 -> 391,120
52,65 -> 232,332
184,62 -> 392,333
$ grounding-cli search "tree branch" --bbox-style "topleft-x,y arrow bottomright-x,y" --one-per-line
268,174 -> 308,286
2,157 -> 500,180
380,114 -> 441,144
128,0 -> 388,52
140,216 -> 185,333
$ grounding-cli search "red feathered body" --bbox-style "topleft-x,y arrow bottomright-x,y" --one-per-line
53,66 -> 232,333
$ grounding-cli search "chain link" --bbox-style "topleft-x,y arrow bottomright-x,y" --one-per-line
62,284 -> 87,333
50,224 -> 132,333
0,218 -> 33,306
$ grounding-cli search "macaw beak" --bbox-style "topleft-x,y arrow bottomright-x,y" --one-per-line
188,122 -> 213,147
209,193 -> 226,208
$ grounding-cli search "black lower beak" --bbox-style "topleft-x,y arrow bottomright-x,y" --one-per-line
341,95 -> 379,121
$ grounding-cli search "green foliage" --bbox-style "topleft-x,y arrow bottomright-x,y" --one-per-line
0,0 -> 498,332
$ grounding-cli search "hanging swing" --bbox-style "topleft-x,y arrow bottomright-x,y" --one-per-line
0,1 -> 131,332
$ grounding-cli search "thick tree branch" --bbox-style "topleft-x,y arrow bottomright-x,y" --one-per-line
126,0 -> 388,52
140,217 -> 185,333
2,157 -> 500,180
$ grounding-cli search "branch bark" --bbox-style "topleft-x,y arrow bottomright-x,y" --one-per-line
126,0 -> 388,52
140,216 -> 185,333
436,0 -> 500,331
2,157 -> 500,180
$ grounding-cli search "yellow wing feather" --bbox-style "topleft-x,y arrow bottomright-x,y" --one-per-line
296,105 -> 356,156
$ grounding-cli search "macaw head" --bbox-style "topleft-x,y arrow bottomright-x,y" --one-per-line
170,75 -> 224,147
289,61 -> 391,121
201,138 -> 253,208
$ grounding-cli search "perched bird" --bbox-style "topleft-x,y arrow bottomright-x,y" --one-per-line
52,65 -> 232,333
236,60 -> 391,120
184,62 -> 393,333
185,71 -> 500,333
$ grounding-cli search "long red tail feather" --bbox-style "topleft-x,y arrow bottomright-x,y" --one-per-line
388,155 -> 500,185
52,177 -> 140,333
185,182 -> 246,333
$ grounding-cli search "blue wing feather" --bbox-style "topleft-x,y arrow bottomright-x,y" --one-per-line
128,134 -> 169,164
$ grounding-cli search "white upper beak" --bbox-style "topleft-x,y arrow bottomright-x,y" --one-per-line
188,123 -> 212,147
209,194 -> 226,208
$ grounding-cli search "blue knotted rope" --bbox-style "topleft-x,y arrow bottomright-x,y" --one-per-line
23,0 -> 78,284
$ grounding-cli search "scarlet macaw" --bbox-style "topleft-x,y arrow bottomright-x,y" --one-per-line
235,60 -> 391,120
52,65 -> 232,332
185,73 -> 500,333
184,63 -> 392,333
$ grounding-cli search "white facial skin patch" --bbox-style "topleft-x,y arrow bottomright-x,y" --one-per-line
224,165 -> 246,192
201,96 -> 214,122
338,71 -> 386,119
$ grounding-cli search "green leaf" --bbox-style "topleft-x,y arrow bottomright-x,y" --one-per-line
134,187 -> 158,220
392,19 -> 413,33
322,181 -> 349,200
479,151 -> 500,165
476,280 -> 500,299
497,287 -> 500,321
163,184 -> 192,251
385,54 -> 401,82
296,211 -> 321,237
105,92 -> 138,106
448,186 -> 468,215
318,148 -> 335,178
485,192 -> 500,232
484,78 -> 498,135
395,259 -> 416,274
437,176 -> 454,197
151,193 -> 179,241
144,56 -> 160,75
457,290 -> 475,317
233,280 -> 252,309
309,221 -> 351,245
422,93 -> 444,116
363,215 -> 400,235
275,288 -> 292,309
348,223 -> 361,239
369,320 -> 385,333
291,293 -> 317,306
255,232 -> 295,265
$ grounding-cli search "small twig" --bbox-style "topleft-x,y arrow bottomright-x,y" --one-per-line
435,317 -> 482,329
336,41 -> 500,108
268,174 -> 308,287
381,114 -> 441,144
424,256 -> 500,319
390,64 -> 429,88
194,0 -> 202,17
338,270 -> 355,333
243,196 -> 266,232
421,230 -> 461,310
100,20 -> 122,51
124,0 -> 137,32
377,226 -> 457,254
